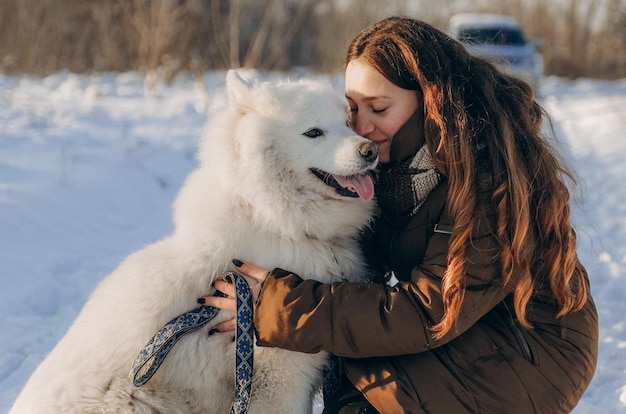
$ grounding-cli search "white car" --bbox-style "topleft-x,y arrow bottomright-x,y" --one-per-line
448,13 -> 543,90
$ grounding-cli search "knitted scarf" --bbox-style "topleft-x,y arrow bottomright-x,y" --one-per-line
375,110 -> 442,228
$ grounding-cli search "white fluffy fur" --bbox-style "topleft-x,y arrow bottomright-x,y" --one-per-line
10,70 -> 377,414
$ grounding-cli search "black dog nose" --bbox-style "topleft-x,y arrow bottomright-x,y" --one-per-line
358,141 -> 378,162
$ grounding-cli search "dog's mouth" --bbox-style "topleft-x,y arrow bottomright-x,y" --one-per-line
310,168 -> 375,201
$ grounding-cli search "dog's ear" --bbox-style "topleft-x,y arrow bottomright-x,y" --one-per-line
226,70 -> 256,114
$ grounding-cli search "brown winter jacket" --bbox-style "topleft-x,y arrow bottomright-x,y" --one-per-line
253,115 -> 598,413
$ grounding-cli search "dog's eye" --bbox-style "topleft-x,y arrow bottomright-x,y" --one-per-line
303,128 -> 324,138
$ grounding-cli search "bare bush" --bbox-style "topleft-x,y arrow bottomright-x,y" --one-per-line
445,0 -> 626,80
0,0 -> 625,80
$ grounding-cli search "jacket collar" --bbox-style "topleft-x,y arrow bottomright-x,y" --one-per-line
387,109 -> 425,167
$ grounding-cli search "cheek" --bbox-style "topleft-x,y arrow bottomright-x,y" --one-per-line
381,115 -> 406,137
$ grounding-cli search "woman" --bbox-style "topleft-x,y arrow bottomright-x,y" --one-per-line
204,17 -> 598,413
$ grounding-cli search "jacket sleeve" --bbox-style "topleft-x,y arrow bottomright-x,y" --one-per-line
254,225 -> 512,358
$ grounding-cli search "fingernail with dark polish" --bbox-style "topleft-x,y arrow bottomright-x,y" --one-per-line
232,259 -> 243,267
208,328 -> 219,337
197,297 -> 205,304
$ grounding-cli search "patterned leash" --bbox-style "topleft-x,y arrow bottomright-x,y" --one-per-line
131,271 -> 254,414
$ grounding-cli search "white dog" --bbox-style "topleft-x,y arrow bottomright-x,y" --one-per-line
10,70 -> 378,414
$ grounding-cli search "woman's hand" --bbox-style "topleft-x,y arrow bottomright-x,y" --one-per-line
199,260 -> 270,333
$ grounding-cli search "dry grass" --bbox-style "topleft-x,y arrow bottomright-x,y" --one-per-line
0,0 -> 624,80
451,0 -> 626,80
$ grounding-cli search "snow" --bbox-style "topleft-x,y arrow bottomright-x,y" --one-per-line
1,70 -> 625,413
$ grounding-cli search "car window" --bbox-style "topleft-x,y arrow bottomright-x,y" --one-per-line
458,28 -> 526,46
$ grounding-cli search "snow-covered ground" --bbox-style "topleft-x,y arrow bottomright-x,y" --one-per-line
0,71 -> 625,413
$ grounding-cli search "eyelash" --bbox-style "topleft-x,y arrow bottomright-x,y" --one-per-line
348,107 -> 387,114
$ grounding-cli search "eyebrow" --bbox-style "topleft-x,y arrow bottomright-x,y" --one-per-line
345,95 -> 392,101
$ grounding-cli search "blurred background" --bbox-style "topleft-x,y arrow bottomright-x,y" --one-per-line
1,0 -> 625,81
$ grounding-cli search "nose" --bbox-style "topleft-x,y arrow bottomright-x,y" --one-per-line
350,113 -> 375,137
358,140 -> 378,162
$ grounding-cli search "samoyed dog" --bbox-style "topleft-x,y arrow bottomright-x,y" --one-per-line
10,70 -> 378,414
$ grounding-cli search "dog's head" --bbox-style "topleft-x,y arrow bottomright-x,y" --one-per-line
224,70 -> 378,204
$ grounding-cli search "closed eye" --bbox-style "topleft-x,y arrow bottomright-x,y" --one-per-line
303,128 -> 324,138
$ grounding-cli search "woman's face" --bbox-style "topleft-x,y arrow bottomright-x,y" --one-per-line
345,58 -> 419,164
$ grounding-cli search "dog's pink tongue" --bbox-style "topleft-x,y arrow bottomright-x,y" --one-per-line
334,174 -> 375,201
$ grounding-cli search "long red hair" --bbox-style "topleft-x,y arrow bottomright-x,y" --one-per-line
347,17 -> 588,338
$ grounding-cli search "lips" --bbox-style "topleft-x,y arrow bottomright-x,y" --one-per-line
310,168 -> 375,201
